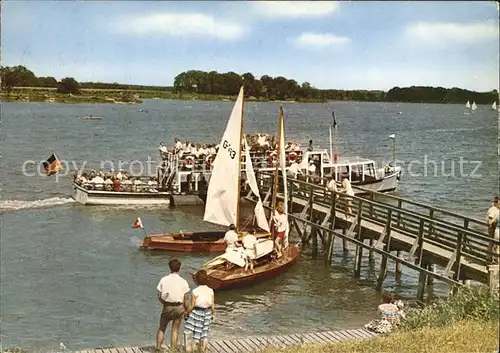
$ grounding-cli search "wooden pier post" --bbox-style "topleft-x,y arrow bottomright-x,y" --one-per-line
416,263 -> 428,302
326,193 -> 337,263
488,265 -> 499,298
368,237 -> 374,263
376,210 -> 393,290
426,264 -> 435,285
395,251 -> 402,275
312,225 -> 318,258
354,199 -> 364,277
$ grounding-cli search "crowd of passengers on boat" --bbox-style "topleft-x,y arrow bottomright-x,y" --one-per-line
160,133 -> 308,172
72,169 -> 160,192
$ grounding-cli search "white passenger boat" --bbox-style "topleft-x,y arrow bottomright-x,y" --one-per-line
297,150 -> 401,194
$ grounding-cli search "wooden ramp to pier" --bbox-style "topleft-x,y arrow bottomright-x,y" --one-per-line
75,328 -> 377,353
253,172 -> 500,299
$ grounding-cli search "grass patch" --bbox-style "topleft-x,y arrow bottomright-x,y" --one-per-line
400,285 -> 499,330
262,320 -> 499,353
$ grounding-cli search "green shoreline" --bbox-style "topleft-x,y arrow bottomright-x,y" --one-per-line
0,87 -> 325,104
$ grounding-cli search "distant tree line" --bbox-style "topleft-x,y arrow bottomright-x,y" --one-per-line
174,70 -> 498,104
1,65 -> 498,104
0,65 -> 172,95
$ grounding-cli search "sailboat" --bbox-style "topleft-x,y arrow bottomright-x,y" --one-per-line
471,101 -> 477,111
193,105 -> 300,291
465,101 -> 471,109
492,101 -> 497,110
140,87 -> 271,252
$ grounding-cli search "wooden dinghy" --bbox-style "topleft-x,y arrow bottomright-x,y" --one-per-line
141,230 -> 271,252
194,243 -> 300,290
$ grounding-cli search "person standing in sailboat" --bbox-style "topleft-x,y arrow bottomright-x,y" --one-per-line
272,202 -> 288,258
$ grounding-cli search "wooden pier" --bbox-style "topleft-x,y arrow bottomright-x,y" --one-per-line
74,327 -> 377,353
253,171 -> 500,300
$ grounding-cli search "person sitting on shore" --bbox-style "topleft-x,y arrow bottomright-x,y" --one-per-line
364,292 -> 402,334
183,270 -> 215,353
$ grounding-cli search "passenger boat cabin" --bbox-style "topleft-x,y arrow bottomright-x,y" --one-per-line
300,150 -> 383,183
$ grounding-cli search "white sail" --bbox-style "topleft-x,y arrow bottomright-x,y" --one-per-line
203,87 -> 244,227
465,101 -> 471,109
243,136 -> 270,232
472,101 -> 477,110
492,101 -> 497,110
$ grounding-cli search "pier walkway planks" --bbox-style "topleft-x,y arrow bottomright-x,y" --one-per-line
74,328 -> 377,353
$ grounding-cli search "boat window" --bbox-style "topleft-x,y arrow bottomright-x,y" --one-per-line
363,163 -> 377,181
350,164 -> 362,182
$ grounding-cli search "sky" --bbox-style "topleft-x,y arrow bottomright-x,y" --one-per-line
2,1 -> 499,91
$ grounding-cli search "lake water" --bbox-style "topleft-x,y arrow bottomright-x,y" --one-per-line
0,100 -> 497,351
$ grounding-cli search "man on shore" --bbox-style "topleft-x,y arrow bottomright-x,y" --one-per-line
486,197 -> 499,264
156,258 -> 190,352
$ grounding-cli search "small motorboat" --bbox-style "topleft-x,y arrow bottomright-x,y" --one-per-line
82,115 -> 103,120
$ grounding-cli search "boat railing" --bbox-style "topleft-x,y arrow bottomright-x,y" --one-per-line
76,181 -> 162,193
259,170 -> 488,235
172,150 -> 305,172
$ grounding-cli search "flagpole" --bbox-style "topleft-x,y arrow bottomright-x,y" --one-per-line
332,112 -> 337,162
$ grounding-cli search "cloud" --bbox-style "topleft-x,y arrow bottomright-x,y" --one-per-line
405,21 -> 498,43
293,32 -> 351,48
112,13 -> 246,40
253,1 -> 338,18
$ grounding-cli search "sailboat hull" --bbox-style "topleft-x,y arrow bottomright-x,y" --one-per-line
141,231 -> 271,252
194,245 -> 300,290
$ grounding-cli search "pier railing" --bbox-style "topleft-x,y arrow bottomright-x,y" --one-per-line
254,171 -> 499,294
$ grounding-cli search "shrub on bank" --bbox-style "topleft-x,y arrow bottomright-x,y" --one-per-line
400,285 -> 499,330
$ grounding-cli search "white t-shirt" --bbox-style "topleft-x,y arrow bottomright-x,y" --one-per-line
192,285 -> 214,309
288,162 -> 300,177
326,179 -> 337,192
308,164 -> 316,174
242,234 -> 257,249
175,141 -> 183,150
486,206 -> 499,226
224,230 -> 239,248
157,273 -> 190,303
273,212 -> 288,232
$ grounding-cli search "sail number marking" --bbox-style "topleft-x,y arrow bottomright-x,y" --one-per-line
222,140 -> 237,159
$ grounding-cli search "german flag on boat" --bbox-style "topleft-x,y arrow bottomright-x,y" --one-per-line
42,153 -> 63,176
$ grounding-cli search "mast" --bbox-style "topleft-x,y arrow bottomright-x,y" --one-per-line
272,105 -> 284,218
235,85 -> 245,232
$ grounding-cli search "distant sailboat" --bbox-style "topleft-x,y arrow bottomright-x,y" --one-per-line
492,101 -> 497,110
465,101 -> 471,109
471,101 -> 477,111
